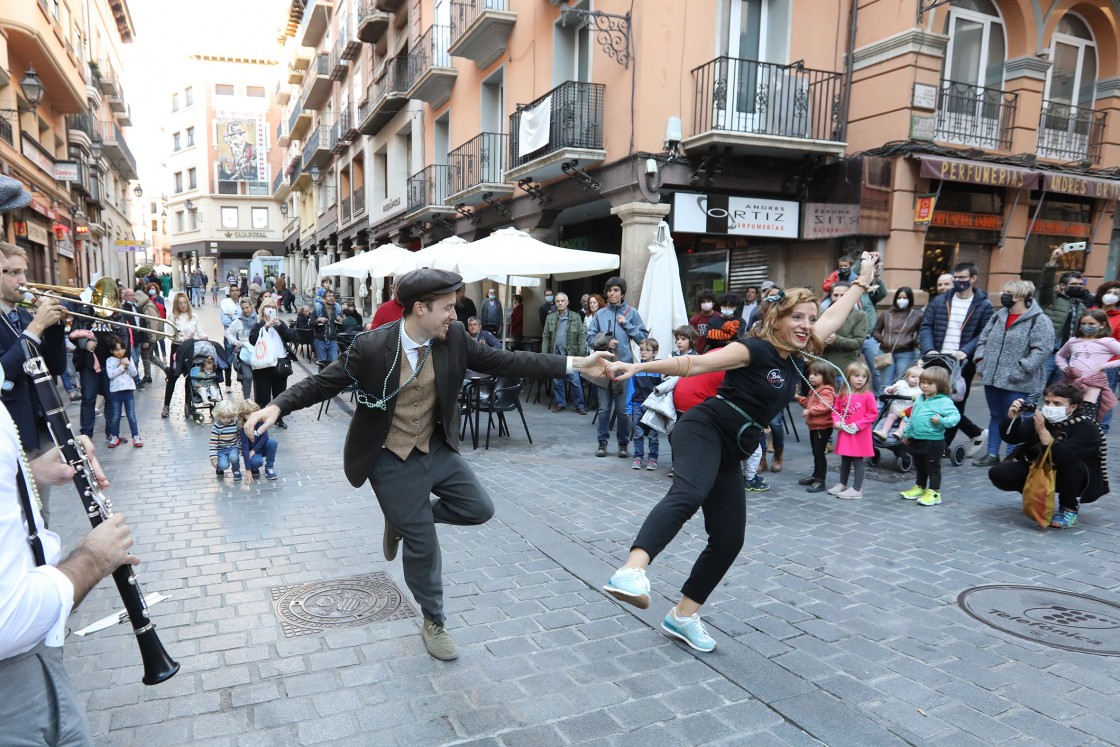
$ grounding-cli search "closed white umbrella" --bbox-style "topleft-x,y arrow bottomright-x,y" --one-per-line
637,222 -> 689,360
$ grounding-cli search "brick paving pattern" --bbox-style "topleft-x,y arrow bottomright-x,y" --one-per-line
47,302 -> 1120,746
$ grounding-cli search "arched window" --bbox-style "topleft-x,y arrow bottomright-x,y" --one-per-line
938,1 -> 1010,148
1039,14 -> 1101,161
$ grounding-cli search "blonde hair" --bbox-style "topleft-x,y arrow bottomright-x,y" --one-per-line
1003,279 -> 1035,301
751,287 -> 824,356
845,360 -> 873,394
919,366 -> 951,396
212,400 -> 238,421
236,400 -> 260,427
904,365 -> 924,380
171,292 -> 195,319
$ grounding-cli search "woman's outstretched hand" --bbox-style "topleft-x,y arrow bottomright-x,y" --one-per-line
609,361 -> 638,381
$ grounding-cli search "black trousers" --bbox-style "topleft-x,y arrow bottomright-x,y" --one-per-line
909,437 -> 944,490
944,360 -> 982,444
163,342 -> 182,408
989,460 -> 1087,512
632,412 -> 754,606
809,428 -> 829,481
252,365 -> 290,412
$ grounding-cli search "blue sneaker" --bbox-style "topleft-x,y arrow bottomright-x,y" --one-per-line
661,608 -> 717,652
1050,510 -> 1078,529
265,468 -> 278,480
602,567 -> 650,609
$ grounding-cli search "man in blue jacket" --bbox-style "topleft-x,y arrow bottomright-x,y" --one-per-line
918,262 -> 994,457
586,277 -> 648,457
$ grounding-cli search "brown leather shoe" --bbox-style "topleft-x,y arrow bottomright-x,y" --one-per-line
759,453 -> 769,473
770,448 -> 784,473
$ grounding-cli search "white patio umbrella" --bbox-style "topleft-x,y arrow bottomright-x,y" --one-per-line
318,243 -> 413,279
401,236 -> 539,287
637,222 -> 689,360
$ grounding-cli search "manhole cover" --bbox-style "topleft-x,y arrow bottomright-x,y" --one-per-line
958,585 -> 1120,656
270,572 -> 417,638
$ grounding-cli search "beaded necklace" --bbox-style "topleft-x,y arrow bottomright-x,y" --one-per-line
795,351 -> 854,428
11,421 -> 42,511
348,321 -> 432,411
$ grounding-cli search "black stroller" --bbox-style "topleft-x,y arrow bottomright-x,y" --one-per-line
177,339 -> 229,423
870,392 -> 918,472
871,353 -> 968,470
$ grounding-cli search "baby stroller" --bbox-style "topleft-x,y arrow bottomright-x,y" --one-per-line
870,393 -> 917,472
181,339 -> 227,423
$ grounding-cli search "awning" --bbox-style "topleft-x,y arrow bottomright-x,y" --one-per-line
1041,172 -> 1120,200
916,155 -> 1039,190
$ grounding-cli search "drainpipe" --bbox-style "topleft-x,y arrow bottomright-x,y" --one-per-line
840,0 -> 860,143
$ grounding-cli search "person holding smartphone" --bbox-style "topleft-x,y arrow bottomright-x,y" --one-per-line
248,298 -> 296,429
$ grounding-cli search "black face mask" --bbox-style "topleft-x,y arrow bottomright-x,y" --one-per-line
1066,285 -> 1087,301
837,268 -> 851,281
952,279 -> 971,293
1000,292 -> 1015,309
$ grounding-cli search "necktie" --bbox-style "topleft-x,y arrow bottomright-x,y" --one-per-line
7,310 -> 21,333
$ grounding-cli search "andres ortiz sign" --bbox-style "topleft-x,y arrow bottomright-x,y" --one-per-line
672,192 -> 799,239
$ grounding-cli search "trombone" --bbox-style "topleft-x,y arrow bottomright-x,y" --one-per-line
21,278 -> 178,338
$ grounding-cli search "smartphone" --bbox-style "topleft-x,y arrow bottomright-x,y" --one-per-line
1059,241 -> 1086,254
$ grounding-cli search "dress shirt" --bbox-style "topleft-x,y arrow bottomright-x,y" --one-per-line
0,403 -> 73,659
402,323 -> 575,374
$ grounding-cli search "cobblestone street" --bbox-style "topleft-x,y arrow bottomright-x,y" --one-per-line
49,304 -> 1120,746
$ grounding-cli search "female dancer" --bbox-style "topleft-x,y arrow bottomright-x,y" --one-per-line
603,253 -> 879,652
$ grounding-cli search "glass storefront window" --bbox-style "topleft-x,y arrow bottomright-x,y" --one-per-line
680,249 -> 728,303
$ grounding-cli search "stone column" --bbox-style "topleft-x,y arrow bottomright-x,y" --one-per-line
610,201 -> 672,310
336,247 -> 353,300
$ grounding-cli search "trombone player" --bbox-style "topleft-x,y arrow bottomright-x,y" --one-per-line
0,242 -> 67,525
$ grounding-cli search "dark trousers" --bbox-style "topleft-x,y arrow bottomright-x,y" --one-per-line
163,342 -> 182,408
944,360 -> 983,444
989,460 -> 1087,513
809,428 -> 830,481
909,437 -> 945,491
368,436 -> 494,625
78,365 -> 108,438
632,415 -> 753,605
252,366 -> 289,411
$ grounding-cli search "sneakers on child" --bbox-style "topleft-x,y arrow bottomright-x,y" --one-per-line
632,457 -> 643,470
797,476 -> 818,486
872,429 -> 888,441
827,483 -> 847,496
251,469 -> 260,478
265,468 -> 278,480
132,436 -> 143,448
232,470 -> 243,481
646,460 -> 657,471
602,567 -> 651,609
1050,509 -> 1078,529
900,485 -> 925,500
107,436 -> 121,448
837,487 -> 863,500
744,476 -> 770,491
661,608 -> 717,653
917,489 -> 942,506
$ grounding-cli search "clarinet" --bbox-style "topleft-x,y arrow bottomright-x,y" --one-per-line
22,341 -> 179,685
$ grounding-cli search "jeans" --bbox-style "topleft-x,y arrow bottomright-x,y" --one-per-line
1101,367 -> 1118,432
632,422 -> 659,459
244,437 -> 278,470
763,412 -> 785,452
190,287 -> 202,306
78,365 -> 108,438
983,386 -> 1029,457
881,349 -> 918,392
1043,354 -> 1061,389
552,372 -> 585,409
107,390 -> 138,439
314,338 -> 339,363
131,345 -> 143,381
215,446 -> 240,472
990,458 -> 1087,513
595,383 -> 630,446
863,336 -> 883,393
222,336 -> 234,385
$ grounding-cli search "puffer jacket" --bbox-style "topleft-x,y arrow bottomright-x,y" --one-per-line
974,301 -> 1055,394
918,288 -> 994,357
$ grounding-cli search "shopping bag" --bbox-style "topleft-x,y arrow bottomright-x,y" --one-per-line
1022,444 -> 1056,528
252,328 -> 280,369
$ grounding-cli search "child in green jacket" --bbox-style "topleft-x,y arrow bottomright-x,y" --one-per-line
900,367 -> 961,506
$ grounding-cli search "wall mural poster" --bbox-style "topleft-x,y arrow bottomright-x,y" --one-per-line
216,117 -> 264,182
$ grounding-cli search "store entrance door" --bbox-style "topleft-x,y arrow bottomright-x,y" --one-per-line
921,240 -> 992,296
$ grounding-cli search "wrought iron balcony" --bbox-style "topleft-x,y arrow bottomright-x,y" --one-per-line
407,25 -> 456,108
67,113 -> 92,144
95,59 -> 121,96
406,164 -> 452,214
341,195 -> 352,222
277,119 -> 290,147
689,57 -> 844,155
357,56 -> 410,136
302,123 -> 332,170
97,120 -> 137,180
329,114 -> 354,154
357,0 -> 391,43
301,53 -> 333,111
449,0 -> 516,69
338,22 -> 361,60
0,119 -> 11,147
935,80 -> 1017,151
353,185 -> 366,215
1037,100 -> 1106,164
340,110 -> 358,141
289,103 -> 313,141
448,132 -> 511,204
507,81 -> 605,181
329,47 -> 348,81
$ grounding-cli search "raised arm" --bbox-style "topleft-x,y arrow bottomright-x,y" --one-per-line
610,341 -> 750,381
816,252 -> 880,341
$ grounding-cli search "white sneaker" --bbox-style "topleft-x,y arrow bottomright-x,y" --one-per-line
827,483 -> 847,496
965,429 -> 989,458
837,488 -> 863,500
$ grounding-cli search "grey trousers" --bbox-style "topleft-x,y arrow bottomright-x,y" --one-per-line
0,642 -> 93,746
369,436 -> 494,626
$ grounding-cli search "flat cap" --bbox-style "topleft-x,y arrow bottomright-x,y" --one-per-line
396,268 -> 464,309
0,175 -> 31,212
759,280 -> 776,292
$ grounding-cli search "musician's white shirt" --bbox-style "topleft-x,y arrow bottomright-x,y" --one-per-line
0,386 -> 74,659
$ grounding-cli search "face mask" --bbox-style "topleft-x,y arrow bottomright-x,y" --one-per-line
1066,285 -> 1087,300
952,279 -> 971,293
545,295 -> 553,303
1000,292 -> 1015,309
1041,404 -> 1071,423
896,298 -> 910,309
488,293 -> 496,299
720,307 -> 736,317
700,302 -> 714,312
148,289 -> 156,296
1081,324 -> 1101,337
838,268 -> 851,280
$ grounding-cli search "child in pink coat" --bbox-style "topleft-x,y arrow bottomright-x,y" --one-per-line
828,360 -> 879,499
1055,309 -> 1120,421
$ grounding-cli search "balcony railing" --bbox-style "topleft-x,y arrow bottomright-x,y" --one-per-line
407,164 -> 451,213
358,56 -> 410,135
97,120 -> 138,177
341,195 -> 352,222
449,132 -> 507,194
66,112 -> 92,136
353,185 -> 365,214
1,118 -> 13,146
273,170 -> 284,194
692,57 -> 843,142
1037,100 -> 1106,164
508,81 -> 604,169
935,80 -> 1017,151
408,25 -> 452,88
450,0 -> 506,44
303,127 -> 322,168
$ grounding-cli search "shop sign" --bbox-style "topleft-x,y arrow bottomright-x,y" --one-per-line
918,156 -> 1039,189
26,222 -> 49,246
56,239 -> 74,258
802,203 -> 861,239
931,211 -> 1004,231
53,161 -> 79,182
1042,173 -> 1120,200
20,137 -> 55,176
1031,219 -> 1091,238
914,194 -> 938,225
28,198 -> 53,218
115,240 -> 147,252
672,192 -> 799,238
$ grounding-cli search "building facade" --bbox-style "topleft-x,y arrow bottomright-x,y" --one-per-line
1,0 -> 139,287
165,55 -> 286,287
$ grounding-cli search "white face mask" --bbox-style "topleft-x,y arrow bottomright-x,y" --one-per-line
720,307 -> 736,317
700,302 -> 714,312
1041,404 -> 1071,423
1104,293 -> 1120,306
896,298 -> 910,309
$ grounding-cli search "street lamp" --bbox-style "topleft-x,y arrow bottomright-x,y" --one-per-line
184,199 -> 195,212
279,202 -> 288,216
0,67 -> 45,120
133,185 -> 143,198
89,134 -> 103,162
309,166 -> 321,184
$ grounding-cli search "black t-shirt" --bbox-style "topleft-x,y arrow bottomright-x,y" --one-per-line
716,337 -> 800,423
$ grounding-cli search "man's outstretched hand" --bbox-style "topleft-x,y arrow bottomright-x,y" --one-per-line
572,350 -> 614,379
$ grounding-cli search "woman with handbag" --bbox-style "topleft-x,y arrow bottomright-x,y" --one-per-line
161,292 -> 200,418
225,297 -> 259,400
248,297 -> 296,429
872,287 -> 922,388
989,383 -> 1107,529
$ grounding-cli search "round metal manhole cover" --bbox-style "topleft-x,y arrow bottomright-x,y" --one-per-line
270,572 -> 417,638
958,585 -> 1120,656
